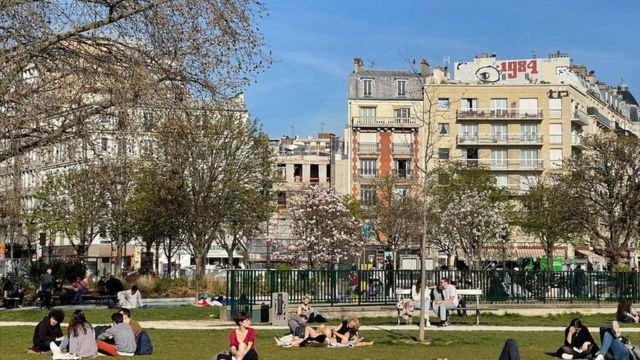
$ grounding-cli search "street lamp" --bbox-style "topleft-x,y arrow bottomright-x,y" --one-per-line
47,241 -> 54,264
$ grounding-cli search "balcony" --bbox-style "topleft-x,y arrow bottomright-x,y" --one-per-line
392,142 -> 412,155
571,109 -> 589,126
456,108 -> 544,121
456,133 -> 544,146
357,142 -> 380,154
571,134 -> 587,149
357,169 -> 378,179
352,116 -> 419,128
587,107 -> 612,129
462,159 -> 544,171
393,168 -> 413,179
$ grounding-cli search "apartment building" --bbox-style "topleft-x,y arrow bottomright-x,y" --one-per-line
348,53 -> 639,198
347,53 -> 639,264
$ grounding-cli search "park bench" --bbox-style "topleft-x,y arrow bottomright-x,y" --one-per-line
447,289 -> 498,325
82,292 -> 118,306
1,291 -> 21,308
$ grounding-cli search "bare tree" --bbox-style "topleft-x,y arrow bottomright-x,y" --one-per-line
1,0 -> 270,162
560,133 -> 640,265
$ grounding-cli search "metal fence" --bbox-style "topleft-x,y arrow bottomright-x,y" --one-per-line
226,269 -> 640,314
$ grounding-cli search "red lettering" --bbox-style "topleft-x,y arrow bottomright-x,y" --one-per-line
517,61 -> 527,72
507,61 -> 517,78
527,60 -> 538,74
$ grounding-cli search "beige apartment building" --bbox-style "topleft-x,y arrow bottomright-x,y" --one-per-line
348,53 -> 639,200
347,53 -> 639,265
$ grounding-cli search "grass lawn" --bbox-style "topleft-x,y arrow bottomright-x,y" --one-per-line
6,326 -> 639,360
0,306 -> 219,323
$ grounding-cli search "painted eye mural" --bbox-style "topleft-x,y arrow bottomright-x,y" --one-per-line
475,65 -> 500,83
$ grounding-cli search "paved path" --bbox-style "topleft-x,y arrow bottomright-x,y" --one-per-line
2,320 -> 638,333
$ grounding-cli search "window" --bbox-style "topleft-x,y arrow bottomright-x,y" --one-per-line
549,98 -> 562,119
491,149 -> 508,168
437,98 -> 450,110
394,159 -> 411,178
460,98 -> 478,111
438,123 -> 450,136
397,80 -> 406,96
550,148 -> 563,168
549,123 -> 563,144
394,108 -> 410,119
521,123 -> 538,142
519,98 -> 539,116
393,187 -> 410,198
101,138 -> 108,152
438,148 -> 450,160
461,123 -> 478,141
495,175 -> 508,188
360,159 -> 377,177
277,164 -> 286,180
363,79 -> 373,96
359,107 -> 376,118
491,98 -> 509,116
491,124 -> 507,142
521,149 -> 539,168
360,186 -> 377,206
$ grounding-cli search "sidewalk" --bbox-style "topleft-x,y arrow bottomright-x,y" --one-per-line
2,320 -> 638,333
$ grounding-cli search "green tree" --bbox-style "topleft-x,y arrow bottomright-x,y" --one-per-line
518,180 -> 584,279
560,134 -> 640,264
32,165 -> 107,258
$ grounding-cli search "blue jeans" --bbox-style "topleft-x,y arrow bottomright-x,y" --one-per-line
599,327 -> 629,360
60,336 -> 69,352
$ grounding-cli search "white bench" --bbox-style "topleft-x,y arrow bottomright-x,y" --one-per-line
451,289 -> 496,325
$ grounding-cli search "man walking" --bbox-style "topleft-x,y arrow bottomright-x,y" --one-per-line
433,277 -> 458,327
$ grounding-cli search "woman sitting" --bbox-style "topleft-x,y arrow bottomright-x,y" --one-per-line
217,311 -> 258,360
296,294 -> 325,323
616,299 -> 639,323
329,317 -> 373,347
556,318 -> 599,359
411,279 -> 431,326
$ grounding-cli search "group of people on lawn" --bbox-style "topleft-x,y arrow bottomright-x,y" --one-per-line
30,307 -> 150,359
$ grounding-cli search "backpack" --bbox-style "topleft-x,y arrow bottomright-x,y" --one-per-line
135,330 -> 153,355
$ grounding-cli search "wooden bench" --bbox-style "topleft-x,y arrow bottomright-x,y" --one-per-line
82,293 -> 117,306
1,291 -> 21,308
448,289 -> 497,325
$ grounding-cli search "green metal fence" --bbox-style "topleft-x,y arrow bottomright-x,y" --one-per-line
226,269 -> 640,314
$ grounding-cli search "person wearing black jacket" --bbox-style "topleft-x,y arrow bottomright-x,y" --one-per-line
556,318 -> 599,359
40,268 -> 54,309
32,309 -> 65,352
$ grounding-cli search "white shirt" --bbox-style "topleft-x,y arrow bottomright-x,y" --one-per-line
118,289 -> 143,308
444,285 -> 458,306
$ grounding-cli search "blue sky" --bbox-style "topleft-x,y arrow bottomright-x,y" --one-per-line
244,0 -> 640,138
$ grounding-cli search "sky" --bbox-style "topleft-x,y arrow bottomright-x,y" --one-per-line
243,0 -> 640,139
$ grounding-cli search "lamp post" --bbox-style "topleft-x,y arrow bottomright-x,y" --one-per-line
47,241 -> 54,265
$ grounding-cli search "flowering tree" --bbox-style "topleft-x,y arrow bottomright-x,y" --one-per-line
283,186 -> 364,269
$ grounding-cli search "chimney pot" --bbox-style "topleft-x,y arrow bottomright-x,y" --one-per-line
421,59 -> 430,75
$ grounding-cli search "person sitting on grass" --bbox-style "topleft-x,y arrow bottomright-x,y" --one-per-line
96,313 -> 136,356
328,317 -> 373,347
274,323 -> 327,347
119,308 -> 142,338
497,339 -> 521,360
287,313 -> 308,339
30,309 -> 65,353
117,285 -> 144,309
50,310 -> 98,359
217,311 -> 258,360
616,299 -> 639,323
556,318 -> 599,359
296,294 -> 326,323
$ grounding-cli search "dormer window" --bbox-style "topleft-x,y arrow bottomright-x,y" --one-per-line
363,79 -> 373,96
397,79 -> 406,96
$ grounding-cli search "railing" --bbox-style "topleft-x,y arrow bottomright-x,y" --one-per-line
393,168 -> 412,178
588,107 -> 612,129
392,143 -> 412,154
572,134 -> 586,148
357,142 -> 380,153
352,116 -> 419,128
462,159 -> 544,171
227,269 -> 640,314
456,108 -> 544,120
456,134 -> 544,145
357,169 -> 378,178
572,109 -> 589,126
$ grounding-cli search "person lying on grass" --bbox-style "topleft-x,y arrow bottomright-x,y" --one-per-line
328,317 -> 373,347
274,324 -> 328,347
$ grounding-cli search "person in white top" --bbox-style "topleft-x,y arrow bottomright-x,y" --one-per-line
117,285 -> 144,309
433,277 -> 458,327
411,279 -> 432,326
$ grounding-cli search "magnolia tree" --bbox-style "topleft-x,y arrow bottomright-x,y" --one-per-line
281,186 -> 365,269
439,189 -> 509,269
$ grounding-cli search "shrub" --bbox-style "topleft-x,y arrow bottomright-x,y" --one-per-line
29,258 -> 87,285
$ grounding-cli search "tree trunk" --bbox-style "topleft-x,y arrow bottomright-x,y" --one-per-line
154,240 -> 160,275
115,233 -> 124,278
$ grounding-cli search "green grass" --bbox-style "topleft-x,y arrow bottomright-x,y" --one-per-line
2,326 -> 640,360
0,306 -> 219,323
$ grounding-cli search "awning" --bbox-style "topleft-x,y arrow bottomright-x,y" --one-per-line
482,246 -> 567,260
576,249 -> 606,261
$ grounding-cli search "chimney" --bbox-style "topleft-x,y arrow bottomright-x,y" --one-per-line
587,71 -> 596,84
421,59 -> 430,75
353,58 -> 363,73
